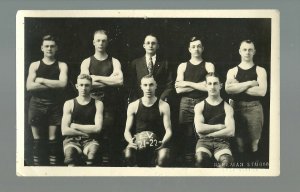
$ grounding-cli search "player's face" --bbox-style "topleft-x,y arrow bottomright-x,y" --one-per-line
206,76 -> 222,96
239,42 -> 256,62
140,78 -> 157,98
189,40 -> 203,57
93,33 -> 108,52
143,36 -> 159,55
76,78 -> 92,97
41,40 -> 57,58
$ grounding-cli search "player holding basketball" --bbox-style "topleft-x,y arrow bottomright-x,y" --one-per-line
124,75 -> 172,167
194,73 -> 235,168
61,74 -> 103,166
26,35 -> 68,166
80,29 -> 123,166
225,40 -> 267,163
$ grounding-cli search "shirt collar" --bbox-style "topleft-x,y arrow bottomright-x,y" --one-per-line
146,54 -> 157,64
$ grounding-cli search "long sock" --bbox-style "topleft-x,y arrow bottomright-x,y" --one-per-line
48,140 -> 58,166
33,139 -> 42,166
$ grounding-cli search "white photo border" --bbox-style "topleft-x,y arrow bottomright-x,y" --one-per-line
16,9 -> 280,176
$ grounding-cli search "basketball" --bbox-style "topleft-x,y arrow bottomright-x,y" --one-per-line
134,131 -> 159,151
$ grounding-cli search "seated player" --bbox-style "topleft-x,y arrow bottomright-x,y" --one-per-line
61,74 -> 104,166
124,75 -> 172,167
194,73 -> 235,168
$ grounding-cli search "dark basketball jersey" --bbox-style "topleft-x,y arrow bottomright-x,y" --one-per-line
203,100 -> 225,125
71,98 -> 96,125
135,99 -> 164,139
33,60 -> 63,101
232,65 -> 260,101
182,61 -> 208,99
88,55 -> 118,104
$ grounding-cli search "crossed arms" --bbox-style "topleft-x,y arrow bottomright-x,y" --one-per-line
225,66 -> 267,97
80,57 -> 123,89
26,61 -> 68,91
61,99 -> 104,137
175,62 -> 215,94
194,101 -> 235,138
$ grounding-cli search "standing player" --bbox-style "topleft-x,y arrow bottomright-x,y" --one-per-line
61,74 -> 103,166
127,34 -> 173,102
124,75 -> 172,167
225,40 -> 267,163
194,73 -> 235,168
26,35 -> 68,166
175,36 -> 215,167
80,30 -> 124,166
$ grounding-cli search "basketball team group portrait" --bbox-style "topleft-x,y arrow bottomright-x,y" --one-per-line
16,10 -> 279,176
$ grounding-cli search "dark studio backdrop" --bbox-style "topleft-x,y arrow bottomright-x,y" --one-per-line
24,17 -> 271,167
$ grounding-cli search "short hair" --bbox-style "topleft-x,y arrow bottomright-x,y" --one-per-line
77,74 -> 92,83
140,74 -> 156,84
93,29 -> 108,38
144,34 -> 159,43
240,39 -> 255,47
42,35 -> 57,44
189,36 -> 203,47
205,72 -> 221,83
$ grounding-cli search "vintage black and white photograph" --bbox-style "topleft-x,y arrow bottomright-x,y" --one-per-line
16,10 -> 279,176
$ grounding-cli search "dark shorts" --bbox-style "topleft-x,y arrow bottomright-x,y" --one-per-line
63,136 -> 100,155
196,137 -> 232,160
179,97 -> 203,124
28,96 -> 63,126
231,100 -> 264,141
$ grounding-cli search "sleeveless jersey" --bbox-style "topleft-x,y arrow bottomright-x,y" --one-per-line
33,60 -> 62,101
203,100 -> 225,125
71,98 -> 96,125
232,65 -> 260,101
135,99 -> 164,139
89,55 -> 118,104
182,61 -> 208,99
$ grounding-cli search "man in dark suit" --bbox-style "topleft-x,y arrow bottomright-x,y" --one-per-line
127,34 -> 173,102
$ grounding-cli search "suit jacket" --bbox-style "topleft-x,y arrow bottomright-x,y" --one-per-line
127,55 -> 173,102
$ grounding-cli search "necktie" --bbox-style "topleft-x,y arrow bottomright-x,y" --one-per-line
147,57 -> 154,75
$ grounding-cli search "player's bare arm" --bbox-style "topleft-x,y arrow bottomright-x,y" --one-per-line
124,101 -> 138,145
194,101 -> 226,136
61,100 -> 89,137
206,102 -> 235,137
26,61 -> 49,91
91,58 -> 123,86
225,67 -> 258,94
245,66 -> 267,96
175,63 -> 194,93
71,100 -> 104,134
35,62 -> 68,88
159,100 -> 172,146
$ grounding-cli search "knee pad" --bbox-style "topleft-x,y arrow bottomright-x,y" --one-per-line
64,147 -> 80,165
157,151 -> 170,167
86,146 -> 101,166
218,154 -> 233,168
195,152 -> 211,168
124,148 -> 136,166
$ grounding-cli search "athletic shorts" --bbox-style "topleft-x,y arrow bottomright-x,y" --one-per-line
195,137 -> 232,161
28,96 -> 63,126
179,97 -> 203,124
231,100 -> 264,141
63,136 -> 100,156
